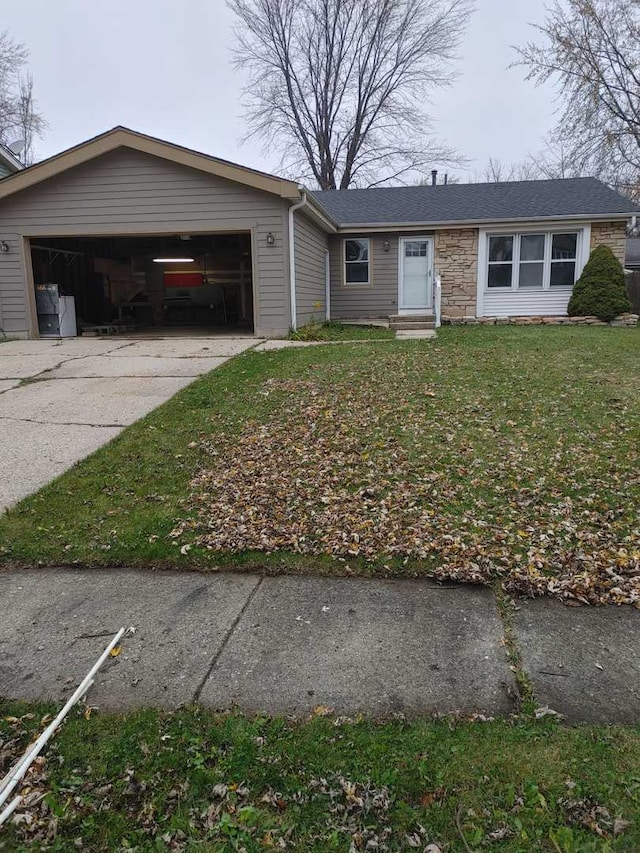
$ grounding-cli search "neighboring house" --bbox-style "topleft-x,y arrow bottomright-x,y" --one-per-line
625,237 -> 640,271
0,126 -> 637,339
625,238 -> 640,315
0,142 -> 24,178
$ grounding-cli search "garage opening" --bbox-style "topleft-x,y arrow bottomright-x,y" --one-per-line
29,233 -> 254,336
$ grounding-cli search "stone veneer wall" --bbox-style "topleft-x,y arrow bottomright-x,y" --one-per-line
435,222 -> 628,320
590,221 -> 627,265
435,228 -> 478,317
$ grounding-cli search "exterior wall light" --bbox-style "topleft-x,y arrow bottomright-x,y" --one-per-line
266,232 -> 275,246
383,240 -> 390,252
0,241 -> 9,253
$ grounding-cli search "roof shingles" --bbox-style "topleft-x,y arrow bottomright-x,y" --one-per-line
311,177 -> 639,226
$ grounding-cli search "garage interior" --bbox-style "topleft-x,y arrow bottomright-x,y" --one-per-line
29,232 -> 254,336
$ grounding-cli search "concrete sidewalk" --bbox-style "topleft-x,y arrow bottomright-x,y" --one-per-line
0,336 -> 259,510
1,568 -> 638,723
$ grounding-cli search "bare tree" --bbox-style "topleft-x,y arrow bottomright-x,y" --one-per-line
515,0 -> 640,195
0,31 -> 46,164
481,157 -> 535,182
228,0 -> 474,188
468,157 -> 542,183
481,157 -> 510,183
13,75 -> 46,165
526,134 -> 576,180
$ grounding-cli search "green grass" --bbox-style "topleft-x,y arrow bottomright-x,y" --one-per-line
0,327 -> 638,604
1,701 -> 639,851
288,320 -> 394,340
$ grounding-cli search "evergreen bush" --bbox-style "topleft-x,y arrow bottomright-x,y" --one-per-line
567,245 -> 631,321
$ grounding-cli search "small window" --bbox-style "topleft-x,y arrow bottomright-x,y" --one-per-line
487,235 -> 513,288
344,238 -> 370,285
405,240 -> 428,257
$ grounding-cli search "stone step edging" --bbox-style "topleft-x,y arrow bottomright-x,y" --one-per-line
442,313 -> 639,327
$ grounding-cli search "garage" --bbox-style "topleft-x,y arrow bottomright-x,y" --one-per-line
0,127 -> 306,340
30,232 -> 254,336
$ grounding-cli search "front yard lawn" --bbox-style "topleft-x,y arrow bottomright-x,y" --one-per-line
289,320 -> 394,341
1,326 -> 638,605
2,702 -> 639,851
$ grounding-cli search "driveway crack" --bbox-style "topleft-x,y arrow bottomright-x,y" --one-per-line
0,415 -> 126,429
9,341 -> 137,386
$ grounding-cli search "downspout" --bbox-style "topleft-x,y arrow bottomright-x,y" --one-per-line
325,250 -> 331,321
288,188 -> 307,332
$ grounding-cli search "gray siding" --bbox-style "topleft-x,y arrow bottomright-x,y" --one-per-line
294,211 -> 328,326
329,233 -> 396,318
0,234 -> 27,333
0,147 -> 292,336
329,232 -> 433,318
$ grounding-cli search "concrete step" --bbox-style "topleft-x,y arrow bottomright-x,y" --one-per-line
390,321 -> 436,331
395,329 -> 436,340
389,315 -> 435,330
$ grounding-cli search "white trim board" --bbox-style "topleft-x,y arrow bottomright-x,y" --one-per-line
335,215 -> 630,233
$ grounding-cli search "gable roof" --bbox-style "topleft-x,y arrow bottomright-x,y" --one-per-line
311,177 -> 639,228
0,126 -> 302,201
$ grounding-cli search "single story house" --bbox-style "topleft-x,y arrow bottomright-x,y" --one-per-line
0,126 -> 637,339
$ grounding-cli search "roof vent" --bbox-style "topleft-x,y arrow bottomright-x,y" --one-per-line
431,170 -> 438,186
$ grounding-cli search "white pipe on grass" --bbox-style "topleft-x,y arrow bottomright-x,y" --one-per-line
0,795 -> 22,827
0,627 -> 126,820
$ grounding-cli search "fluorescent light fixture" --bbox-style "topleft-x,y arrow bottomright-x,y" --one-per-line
152,257 -> 195,263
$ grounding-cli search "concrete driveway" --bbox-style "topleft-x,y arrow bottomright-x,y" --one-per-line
0,335 -> 259,511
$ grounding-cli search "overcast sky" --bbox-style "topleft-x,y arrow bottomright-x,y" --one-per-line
5,0 -> 557,181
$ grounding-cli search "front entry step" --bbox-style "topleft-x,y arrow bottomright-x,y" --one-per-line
395,329 -> 436,340
389,314 -> 435,331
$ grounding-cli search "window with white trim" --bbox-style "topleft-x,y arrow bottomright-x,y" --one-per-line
486,232 -> 579,290
344,238 -> 370,285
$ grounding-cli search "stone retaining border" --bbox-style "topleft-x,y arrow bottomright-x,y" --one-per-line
443,313 -> 639,327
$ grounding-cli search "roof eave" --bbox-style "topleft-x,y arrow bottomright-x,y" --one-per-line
299,193 -> 338,231
333,212 -> 638,231
0,126 -> 301,202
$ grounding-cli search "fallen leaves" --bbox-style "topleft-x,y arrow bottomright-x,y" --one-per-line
1,704 -> 635,850
172,345 -> 640,606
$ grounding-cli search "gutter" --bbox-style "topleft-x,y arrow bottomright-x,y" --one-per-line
288,188 -> 307,332
331,212 -> 639,232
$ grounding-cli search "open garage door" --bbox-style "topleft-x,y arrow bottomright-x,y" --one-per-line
29,232 -> 254,337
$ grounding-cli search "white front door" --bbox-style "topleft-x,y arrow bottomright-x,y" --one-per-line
399,237 -> 433,313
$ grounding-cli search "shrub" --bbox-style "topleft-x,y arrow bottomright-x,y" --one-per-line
567,244 -> 631,321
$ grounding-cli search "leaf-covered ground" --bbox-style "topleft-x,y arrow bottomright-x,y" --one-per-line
174,327 -> 640,605
1,327 -> 638,606
2,702 -> 639,851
